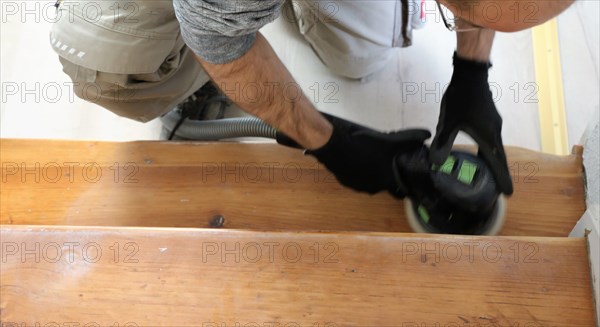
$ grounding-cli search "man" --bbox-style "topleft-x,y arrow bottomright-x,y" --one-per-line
50,0 -> 574,197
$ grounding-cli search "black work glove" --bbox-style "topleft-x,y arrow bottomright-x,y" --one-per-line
279,113 -> 431,197
430,52 -> 514,195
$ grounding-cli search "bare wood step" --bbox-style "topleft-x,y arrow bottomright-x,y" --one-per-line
0,139 -> 585,236
0,226 -> 594,325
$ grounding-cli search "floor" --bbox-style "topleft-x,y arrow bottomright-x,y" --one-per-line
1,1 -> 598,151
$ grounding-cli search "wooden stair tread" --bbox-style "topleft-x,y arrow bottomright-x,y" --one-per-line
0,226 -> 594,325
0,139 -> 586,236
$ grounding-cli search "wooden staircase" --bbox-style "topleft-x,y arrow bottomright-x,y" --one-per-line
1,139 -> 596,325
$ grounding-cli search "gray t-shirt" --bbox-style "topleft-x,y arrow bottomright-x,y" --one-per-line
174,0 -> 284,64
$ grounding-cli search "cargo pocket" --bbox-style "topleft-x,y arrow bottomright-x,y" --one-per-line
50,0 -> 180,75
291,0 -> 397,79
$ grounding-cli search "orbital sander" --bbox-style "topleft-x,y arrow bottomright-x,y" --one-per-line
162,103 -> 507,236
393,146 -> 506,235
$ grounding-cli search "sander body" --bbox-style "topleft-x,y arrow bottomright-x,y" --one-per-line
394,147 -> 506,235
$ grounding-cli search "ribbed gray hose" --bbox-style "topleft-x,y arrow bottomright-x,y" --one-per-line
161,109 -> 277,140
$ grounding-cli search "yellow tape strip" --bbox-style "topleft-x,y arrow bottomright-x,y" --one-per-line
532,19 -> 569,155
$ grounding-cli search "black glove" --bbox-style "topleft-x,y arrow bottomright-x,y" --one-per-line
284,113 -> 431,197
430,52 -> 513,195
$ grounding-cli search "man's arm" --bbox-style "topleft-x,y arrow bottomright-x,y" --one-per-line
430,20 -> 514,194
195,32 -> 332,150
439,0 -> 575,32
455,20 -> 495,61
194,31 -> 431,196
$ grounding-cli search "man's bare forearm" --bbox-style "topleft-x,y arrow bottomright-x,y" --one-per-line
456,20 -> 495,61
439,0 -> 575,32
194,32 -> 332,150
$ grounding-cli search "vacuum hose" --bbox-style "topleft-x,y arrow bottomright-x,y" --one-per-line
161,109 -> 277,140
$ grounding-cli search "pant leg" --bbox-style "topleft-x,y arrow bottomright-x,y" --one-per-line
50,0 -> 210,122
290,0 -> 425,80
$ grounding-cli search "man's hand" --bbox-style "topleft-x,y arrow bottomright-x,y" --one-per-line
430,52 -> 513,195
302,113 -> 431,196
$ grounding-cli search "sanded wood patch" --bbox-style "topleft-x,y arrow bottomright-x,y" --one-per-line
0,139 -> 586,236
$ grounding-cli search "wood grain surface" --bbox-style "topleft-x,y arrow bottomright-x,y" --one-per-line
0,226 -> 594,326
0,139 -> 586,236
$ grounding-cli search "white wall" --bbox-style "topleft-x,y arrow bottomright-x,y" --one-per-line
558,0 -> 600,149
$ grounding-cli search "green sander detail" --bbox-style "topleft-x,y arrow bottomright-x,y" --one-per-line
394,147 -> 506,235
